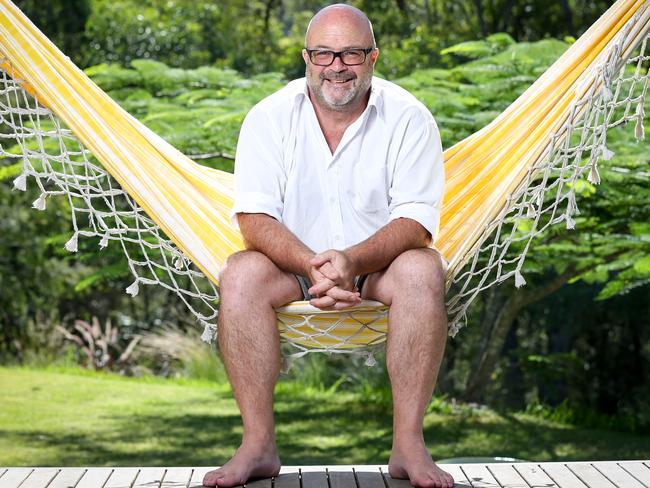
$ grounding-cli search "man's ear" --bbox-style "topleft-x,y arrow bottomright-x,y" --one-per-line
371,48 -> 379,65
302,48 -> 309,65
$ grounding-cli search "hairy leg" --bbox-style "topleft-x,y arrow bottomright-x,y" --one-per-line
203,251 -> 303,488
362,248 -> 453,488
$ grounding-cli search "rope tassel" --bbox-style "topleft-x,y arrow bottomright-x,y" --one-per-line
200,321 -> 217,343
635,102 -> 645,141
13,173 -> 27,191
566,214 -> 576,229
364,351 -> 377,367
588,163 -> 601,184
99,232 -> 110,248
567,191 -> 580,216
526,203 -> 537,218
125,279 -> 140,297
32,193 -> 46,210
173,254 -> 185,270
514,270 -> 526,288
64,232 -> 78,252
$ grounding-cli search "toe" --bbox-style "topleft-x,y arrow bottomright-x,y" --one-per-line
441,469 -> 454,487
445,472 -> 455,487
214,471 -> 245,488
204,468 -> 229,487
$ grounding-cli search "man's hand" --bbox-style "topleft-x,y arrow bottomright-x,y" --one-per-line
309,250 -> 357,293
306,250 -> 361,310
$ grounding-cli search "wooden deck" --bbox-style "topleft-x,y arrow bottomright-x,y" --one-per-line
0,461 -> 649,488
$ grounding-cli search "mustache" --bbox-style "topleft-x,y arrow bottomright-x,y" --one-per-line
320,72 -> 356,82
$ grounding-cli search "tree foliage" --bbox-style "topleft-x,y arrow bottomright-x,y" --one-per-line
1,3 -> 648,425
15,0 -> 613,79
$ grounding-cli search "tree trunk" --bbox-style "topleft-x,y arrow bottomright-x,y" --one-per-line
497,0 -> 515,35
462,266 -> 578,402
559,0 -> 575,37
473,0 -> 489,37
263,0 -> 277,34
463,287 -> 528,401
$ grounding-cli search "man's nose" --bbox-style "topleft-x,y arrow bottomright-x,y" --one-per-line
329,55 -> 347,71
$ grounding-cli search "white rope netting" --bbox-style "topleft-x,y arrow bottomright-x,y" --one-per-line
1,6 -> 648,358
447,9 -> 649,334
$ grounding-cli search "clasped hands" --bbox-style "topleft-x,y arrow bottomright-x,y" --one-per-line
305,249 -> 362,310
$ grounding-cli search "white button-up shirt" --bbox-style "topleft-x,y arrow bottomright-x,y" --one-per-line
230,76 -> 444,254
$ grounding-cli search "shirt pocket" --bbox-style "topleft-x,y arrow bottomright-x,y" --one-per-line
350,172 -> 389,214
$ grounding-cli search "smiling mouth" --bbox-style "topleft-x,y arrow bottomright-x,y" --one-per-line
325,78 -> 353,85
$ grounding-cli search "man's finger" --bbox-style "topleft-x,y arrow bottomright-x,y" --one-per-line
309,252 -> 332,267
325,286 -> 360,303
310,295 -> 336,308
311,298 -> 361,311
331,299 -> 361,310
318,262 -> 340,281
308,278 -> 336,296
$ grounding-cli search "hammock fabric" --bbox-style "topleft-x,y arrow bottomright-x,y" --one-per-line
0,0 -> 648,359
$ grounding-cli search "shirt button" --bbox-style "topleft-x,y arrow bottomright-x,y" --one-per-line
329,196 -> 336,204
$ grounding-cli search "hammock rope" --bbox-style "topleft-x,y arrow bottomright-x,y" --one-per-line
0,0 -> 648,360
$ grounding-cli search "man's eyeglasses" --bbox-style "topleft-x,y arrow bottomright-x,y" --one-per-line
305,48 -> 374,66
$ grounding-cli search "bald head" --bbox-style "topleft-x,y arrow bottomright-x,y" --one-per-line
305,4 -> 376,48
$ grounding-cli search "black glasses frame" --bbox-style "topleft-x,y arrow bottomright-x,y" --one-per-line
305,47 -> 375,66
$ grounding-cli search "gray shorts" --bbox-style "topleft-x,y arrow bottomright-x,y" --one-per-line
295,274 -> 368,301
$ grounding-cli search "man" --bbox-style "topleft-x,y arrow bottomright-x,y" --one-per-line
203,4 -> 453,488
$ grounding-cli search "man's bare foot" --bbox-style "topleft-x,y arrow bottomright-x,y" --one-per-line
388,436 -> 454,488
203,441 -> 281,487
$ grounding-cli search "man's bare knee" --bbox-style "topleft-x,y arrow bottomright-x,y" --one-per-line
389,248 -> 445,297
220,250 -> 275,292
219,250 -> 301,307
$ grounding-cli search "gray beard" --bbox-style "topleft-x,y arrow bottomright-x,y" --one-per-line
309,74 -> 372,112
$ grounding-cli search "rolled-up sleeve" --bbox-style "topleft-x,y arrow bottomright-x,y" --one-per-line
389,109 -> 445,241
230,105 -> 286,228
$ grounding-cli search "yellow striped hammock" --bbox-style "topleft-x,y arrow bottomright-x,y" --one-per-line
0,0 -> 649,363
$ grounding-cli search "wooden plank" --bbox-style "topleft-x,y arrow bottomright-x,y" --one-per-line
439,465 -> 471,488
163,467 -> 194,488
381,467 -> 413,488
328,470 -> 357,488
592,461 -> 647,488
301,470 -> 329,488
15,468 -> 59,488
75,468 -> 114,488
104,467 -> 141,488
188,467 -> 214,488
13,468 -> 59,488
486,464 -> 529,488
274,472 -> 300,488
460,464 -> 502,487
246,476 -> 272,488
541,463 -> 588,488
48,468 -> 87,488
567,463 -> 617,488
353,468 -> 386,488
513,463 -> 559,487
0,468 -> 34,488
132,467 -> 166,488
618,461 -> 650,486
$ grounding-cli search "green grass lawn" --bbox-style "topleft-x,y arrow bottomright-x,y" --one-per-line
0,365 -> 648,467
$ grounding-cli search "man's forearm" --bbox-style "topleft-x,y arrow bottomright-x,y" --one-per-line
345,218 -> 431,275
237,213 -> 314,275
